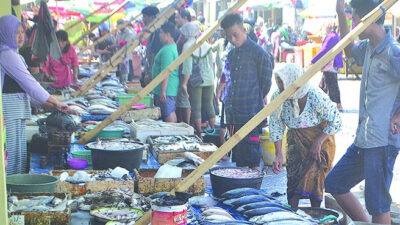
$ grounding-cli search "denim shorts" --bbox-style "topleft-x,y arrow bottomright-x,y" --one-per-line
325,144 -> 399,215
154,94 -> 176,117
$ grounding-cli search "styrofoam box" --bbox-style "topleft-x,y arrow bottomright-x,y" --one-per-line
130,120 -> 194,142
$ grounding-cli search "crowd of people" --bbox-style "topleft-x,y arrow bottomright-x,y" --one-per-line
0,0 -> 400,224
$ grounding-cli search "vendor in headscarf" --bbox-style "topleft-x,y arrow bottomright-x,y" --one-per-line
0,15 -> 77,174
95,22 -> 115,63
269,63 -> 341,208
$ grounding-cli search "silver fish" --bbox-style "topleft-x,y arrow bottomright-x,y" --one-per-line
249,211 -> 306,224
204,214 -> 235,222
265,220 -> 318,225
202,207 -> 234,219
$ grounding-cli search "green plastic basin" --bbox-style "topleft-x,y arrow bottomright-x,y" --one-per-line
6,174 -> 59,193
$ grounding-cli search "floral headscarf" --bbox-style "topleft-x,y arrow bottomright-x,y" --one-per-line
274,63 -> 310,117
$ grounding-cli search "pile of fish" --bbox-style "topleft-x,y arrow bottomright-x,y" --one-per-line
156,142 -> 217,152
135,119 -> 186,128
87,95 -> 118,115
151,135 -> 201,144
90,207 -> 143,223
59,167 -> 133,184
211,168 -> 262,179
86,140 -> 143,151
70,188 -> 150,212
8,194 -> 69,212
220,188 -> 318,224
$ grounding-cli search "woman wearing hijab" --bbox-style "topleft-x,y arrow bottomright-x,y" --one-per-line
181,23 -> 216,136
269,63 -> 341,208
0,15 -> 76,174
42,30 -> 78,88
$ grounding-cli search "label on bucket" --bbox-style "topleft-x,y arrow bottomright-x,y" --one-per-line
151,209 -> 187,225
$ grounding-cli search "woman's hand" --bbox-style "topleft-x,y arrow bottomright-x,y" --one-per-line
310,140 -> 323,162
67,107 -> 80,116
55,102 -> 69,112
272,153 -> 283,174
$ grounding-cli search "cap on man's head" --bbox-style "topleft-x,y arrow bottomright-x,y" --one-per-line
142,6 -> 159,16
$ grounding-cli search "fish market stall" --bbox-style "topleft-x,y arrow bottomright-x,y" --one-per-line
50,168 -> 135,196
8,193 -> 71,225
133,168 -> 206,195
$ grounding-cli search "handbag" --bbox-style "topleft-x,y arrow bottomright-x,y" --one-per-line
189,48 -> 204,88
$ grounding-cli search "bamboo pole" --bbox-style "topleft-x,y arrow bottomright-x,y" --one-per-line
77,0 -> 247,141
64,0 -> 118,31
78,12 -> 141,55
71,0 -> 187,98
72,1 -> 129,45
0,73 -> 7,225
133,0 -> 398,224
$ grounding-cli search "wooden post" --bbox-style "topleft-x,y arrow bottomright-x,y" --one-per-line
133,0 -> 399,224
64,0 -> 118,31
78,12 -> 142,55
71,0 -> 187,98
72,1 -> 129,45
0,71 -> 8,225
77,0 -> 247,142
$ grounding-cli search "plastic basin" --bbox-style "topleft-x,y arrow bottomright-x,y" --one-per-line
7,174 -> 59,193
72,150 -> 92,166
68,158 -> 88,170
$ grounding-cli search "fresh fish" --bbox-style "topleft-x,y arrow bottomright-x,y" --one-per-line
249,211 -> 306,224
225,195 -> 272,208
265,220 -> 318,225
221,188 -> 263,200
203,214 -> 235,222
243,207 -> 292,218
201,221 -> 253,225
68,105 -> 89,115
237,201 -> 291,213
153,135 -> 201,144
188,196 -> 217,208
50,196 -> 68,212
184,152 -> 204,166
149,192 -> 169,200
202,207 -> 234,219
22,205 -> 52,211
88,104 -> 117,115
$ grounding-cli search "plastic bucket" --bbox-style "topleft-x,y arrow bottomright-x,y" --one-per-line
151,204 -> 188,225
261,129 -> 287,166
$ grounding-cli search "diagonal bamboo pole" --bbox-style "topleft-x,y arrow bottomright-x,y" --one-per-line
77,0 -> 248,144
133,0 -> 398,224
71,0 -> 187,98
72,1 -> 129,45
64,0 -> 119,31
78,13 -> 142,55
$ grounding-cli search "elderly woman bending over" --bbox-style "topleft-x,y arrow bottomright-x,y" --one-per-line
269,63 -> 341,208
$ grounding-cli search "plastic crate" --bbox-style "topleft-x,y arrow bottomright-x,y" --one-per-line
117,94 -> 153,108
130,120 -> 194,142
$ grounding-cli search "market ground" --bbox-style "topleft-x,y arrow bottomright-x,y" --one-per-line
206,71 -> 400,211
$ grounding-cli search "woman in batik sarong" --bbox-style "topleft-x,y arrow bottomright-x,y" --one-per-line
269,63 -> 341,208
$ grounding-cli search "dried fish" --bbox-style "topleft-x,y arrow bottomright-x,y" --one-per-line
91,207 -> 143,222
